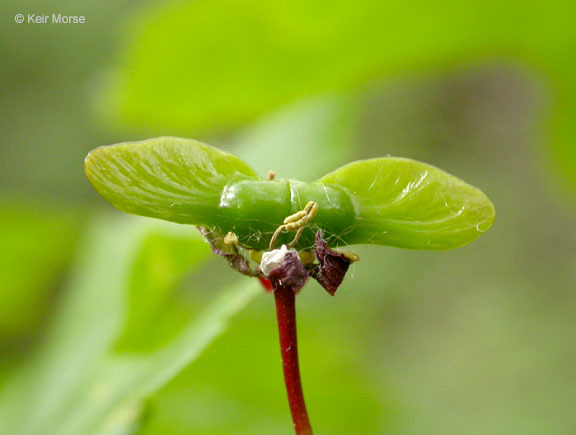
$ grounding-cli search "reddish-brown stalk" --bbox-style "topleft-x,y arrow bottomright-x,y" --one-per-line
258,277 -> 313,434
272,283 -> 313,435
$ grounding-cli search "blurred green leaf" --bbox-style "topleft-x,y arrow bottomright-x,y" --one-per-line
0,214 -> 260,435
0,198 -> 80,341
139,298 -> 397,435
99,0 -> 551,133
232,95 -> 358,181
320,158 -> 495,249
114,223 -> 211,352
547,67 -> 576,194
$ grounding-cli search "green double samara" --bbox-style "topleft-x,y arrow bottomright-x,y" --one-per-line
85,137 -> 495,251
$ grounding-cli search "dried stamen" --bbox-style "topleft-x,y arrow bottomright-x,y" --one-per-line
269,201 -> 319,250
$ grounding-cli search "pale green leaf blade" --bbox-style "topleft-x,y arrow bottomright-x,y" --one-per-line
0,214 -> 260,435
85,137 -> 260,225
40,280 -> 261,435
319,158 -> 495,249
114,222 -> 212,352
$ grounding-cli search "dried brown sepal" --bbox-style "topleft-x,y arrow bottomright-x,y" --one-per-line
311,230 -> 352,296
197,226 -> 257,277
268,251 -> 309,293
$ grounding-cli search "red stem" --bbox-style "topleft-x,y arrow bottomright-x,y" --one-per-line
259,276 -> 274,292
274,285 -> 313,435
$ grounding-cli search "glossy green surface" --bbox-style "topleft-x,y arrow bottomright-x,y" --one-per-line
85,137 -> 259,225
85,137 -> 495,250
216,179 -> 355,249
320,158 -> 496,249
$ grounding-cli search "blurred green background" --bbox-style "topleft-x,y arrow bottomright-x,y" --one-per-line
1,1 -> 575,434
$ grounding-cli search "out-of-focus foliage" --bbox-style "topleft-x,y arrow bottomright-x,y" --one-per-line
0,214 -> 260,435
139,288 -> 399,435
103,0 -> 564,131
0,198 -> 79,344
0,0 -> 136,201
231,95 -> 357,182
102,0 -> 576,191
115,226 -> 212,352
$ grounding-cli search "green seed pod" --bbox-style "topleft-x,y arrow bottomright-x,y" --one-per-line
215,179 -> 355,249
85,137 -> 495,250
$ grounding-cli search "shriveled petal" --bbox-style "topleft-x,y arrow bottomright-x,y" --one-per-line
311,231 -> 352,296
197,227 -> 255,277
268,251 -> 309,293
